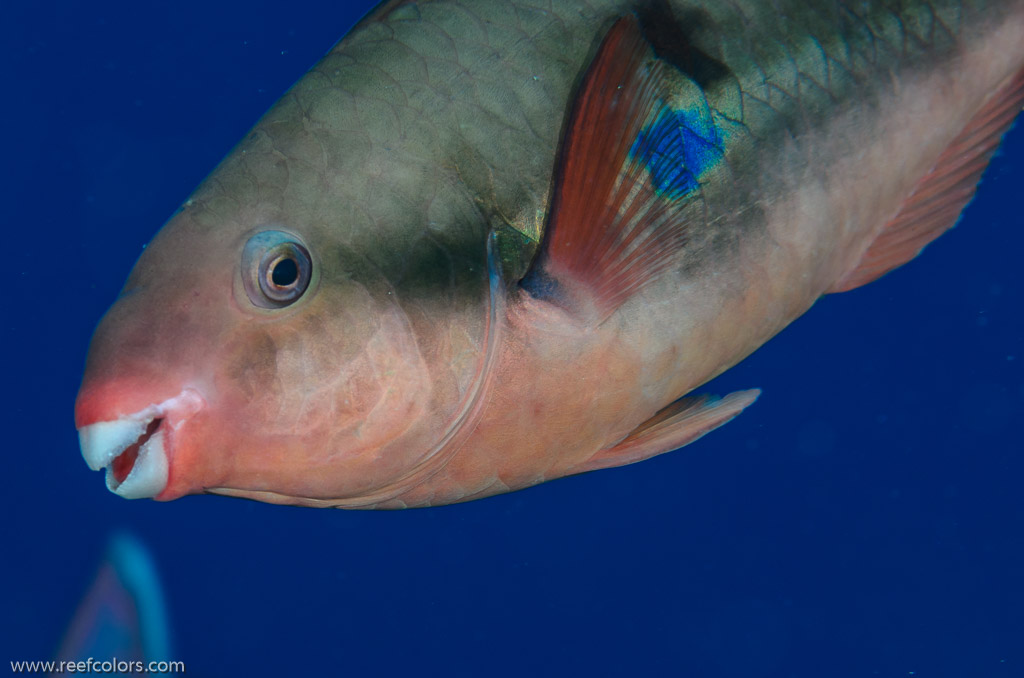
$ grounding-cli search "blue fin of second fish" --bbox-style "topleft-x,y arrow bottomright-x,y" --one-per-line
52,534 -> 172,675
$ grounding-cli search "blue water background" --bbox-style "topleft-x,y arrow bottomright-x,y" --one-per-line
4,1 -> 1023,676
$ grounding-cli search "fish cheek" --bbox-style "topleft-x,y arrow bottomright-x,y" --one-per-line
210,263 -> 447,500
282,300 -> 386,436
220,330 -> 282,410
220,282 -> 412,434
315,289 -> 433,456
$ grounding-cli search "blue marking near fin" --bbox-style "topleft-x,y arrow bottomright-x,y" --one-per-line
531,16 -> 724,319
630,99 -> 726,200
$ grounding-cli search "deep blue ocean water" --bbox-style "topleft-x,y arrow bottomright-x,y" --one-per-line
4,2 -> 1023,676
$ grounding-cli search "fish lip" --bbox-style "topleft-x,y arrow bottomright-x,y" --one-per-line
78,389 -> 205,500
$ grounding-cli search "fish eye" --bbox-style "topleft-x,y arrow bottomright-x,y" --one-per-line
241,230 -> 313,309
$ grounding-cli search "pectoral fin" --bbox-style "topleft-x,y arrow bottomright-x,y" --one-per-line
521,15 -> 722,321
573,389 -> 760,474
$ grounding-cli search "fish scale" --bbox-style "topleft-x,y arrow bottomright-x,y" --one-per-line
75,0 -> 1024,507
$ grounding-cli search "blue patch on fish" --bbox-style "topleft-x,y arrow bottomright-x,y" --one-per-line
630,102 -> 725,200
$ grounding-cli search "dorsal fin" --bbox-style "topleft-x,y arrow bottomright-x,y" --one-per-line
522,15 -> 718,320
830,67 -> 1024,293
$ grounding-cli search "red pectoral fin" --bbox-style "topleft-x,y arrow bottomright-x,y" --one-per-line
571,389 -> 760,474
830,67 -> 1024,293
523,15 -> 714,320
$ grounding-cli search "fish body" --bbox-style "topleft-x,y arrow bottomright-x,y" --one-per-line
76,0 -> 1024,507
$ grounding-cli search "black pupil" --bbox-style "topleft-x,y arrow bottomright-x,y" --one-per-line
271,257 -> 299,287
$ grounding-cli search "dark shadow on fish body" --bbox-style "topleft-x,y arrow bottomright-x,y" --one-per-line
635,0 -> 734,91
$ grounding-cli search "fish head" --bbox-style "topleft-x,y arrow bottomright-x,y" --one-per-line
76,174 -> 497,506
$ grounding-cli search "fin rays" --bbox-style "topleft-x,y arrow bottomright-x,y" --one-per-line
526,16 -> 712,320
831,66 -> 1024,293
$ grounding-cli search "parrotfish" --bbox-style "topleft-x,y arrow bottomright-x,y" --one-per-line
76,0 -> 1024,508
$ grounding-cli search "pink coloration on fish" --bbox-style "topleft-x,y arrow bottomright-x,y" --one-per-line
76,0 -> 1024,508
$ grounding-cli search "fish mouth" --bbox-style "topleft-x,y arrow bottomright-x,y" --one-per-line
78,390 -> 204,499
